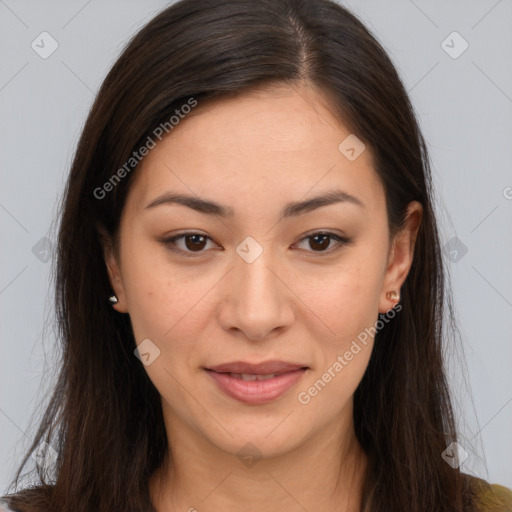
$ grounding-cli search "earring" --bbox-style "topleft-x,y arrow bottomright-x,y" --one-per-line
386,290 -> 400,303
108,295 -> 119,305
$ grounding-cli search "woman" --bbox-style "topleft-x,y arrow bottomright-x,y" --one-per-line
1,0 -> 510,510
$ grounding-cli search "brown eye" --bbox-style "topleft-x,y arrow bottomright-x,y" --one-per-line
296,231 -> 352,254
162,232 -> 215,257
162,230 -> 352,258
309,233 -> 331,251
183,234 -> 208,251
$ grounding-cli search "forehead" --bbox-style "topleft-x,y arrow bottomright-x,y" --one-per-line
167,83 -> 356,157
125,83 -> 383,218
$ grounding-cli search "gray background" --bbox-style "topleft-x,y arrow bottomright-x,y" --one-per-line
1,0 -> 511,493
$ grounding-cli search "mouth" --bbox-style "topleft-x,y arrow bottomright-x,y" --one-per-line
204,361 -> 309,405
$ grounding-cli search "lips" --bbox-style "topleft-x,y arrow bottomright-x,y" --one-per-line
205,360 -> 308,404
207,361 -> 306,375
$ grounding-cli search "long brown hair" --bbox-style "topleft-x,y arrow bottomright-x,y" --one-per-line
2,0 -> 481,510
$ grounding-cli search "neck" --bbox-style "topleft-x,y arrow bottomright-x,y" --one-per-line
150,405 -> 367,512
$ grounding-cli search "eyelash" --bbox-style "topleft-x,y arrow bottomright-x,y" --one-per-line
160,231 -> 352,258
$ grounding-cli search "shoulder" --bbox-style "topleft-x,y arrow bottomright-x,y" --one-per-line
478,482 -> 512,511
464,474 -> 512,512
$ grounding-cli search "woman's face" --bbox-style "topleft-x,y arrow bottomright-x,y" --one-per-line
104,83 -> 421,459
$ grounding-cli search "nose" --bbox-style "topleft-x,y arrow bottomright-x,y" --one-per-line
217,246 -> 295,341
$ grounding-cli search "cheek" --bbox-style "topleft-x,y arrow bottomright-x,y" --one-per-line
120,242 -> 185,343
122,224 -> 386,350
295,247 -> 385,398
294,252 -> 384,344
295,264 -> 379,412
121,243 -> 219,370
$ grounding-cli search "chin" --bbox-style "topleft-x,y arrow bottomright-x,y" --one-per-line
200,414 -> 312,462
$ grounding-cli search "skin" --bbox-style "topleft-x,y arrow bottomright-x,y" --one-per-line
102,82 -> 422,512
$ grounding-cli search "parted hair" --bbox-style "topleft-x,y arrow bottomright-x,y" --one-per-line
2,0 -> 492,510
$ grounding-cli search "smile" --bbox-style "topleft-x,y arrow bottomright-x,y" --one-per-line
205,361 -> 308,405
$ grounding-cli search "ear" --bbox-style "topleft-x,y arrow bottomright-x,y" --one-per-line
378,201 -> 423,314
97,225 -> 129,313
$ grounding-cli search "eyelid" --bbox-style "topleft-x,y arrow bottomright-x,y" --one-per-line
293,231 -> 352,256
161,231 -> 218,257
160,230 -> 352,258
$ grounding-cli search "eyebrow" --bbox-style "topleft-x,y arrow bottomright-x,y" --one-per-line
144,189 -> 365,221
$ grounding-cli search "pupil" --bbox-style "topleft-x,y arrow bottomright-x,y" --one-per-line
311,234 -> 329,251
186,234 -> 206,251
182,234 -> 331,252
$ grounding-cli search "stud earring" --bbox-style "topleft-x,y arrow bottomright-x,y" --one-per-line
108,295 -> 119,305
386,290 -> 400,302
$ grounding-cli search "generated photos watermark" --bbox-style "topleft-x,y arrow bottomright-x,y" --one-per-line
93,97 -> 198,200
297,304 -> 402,405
